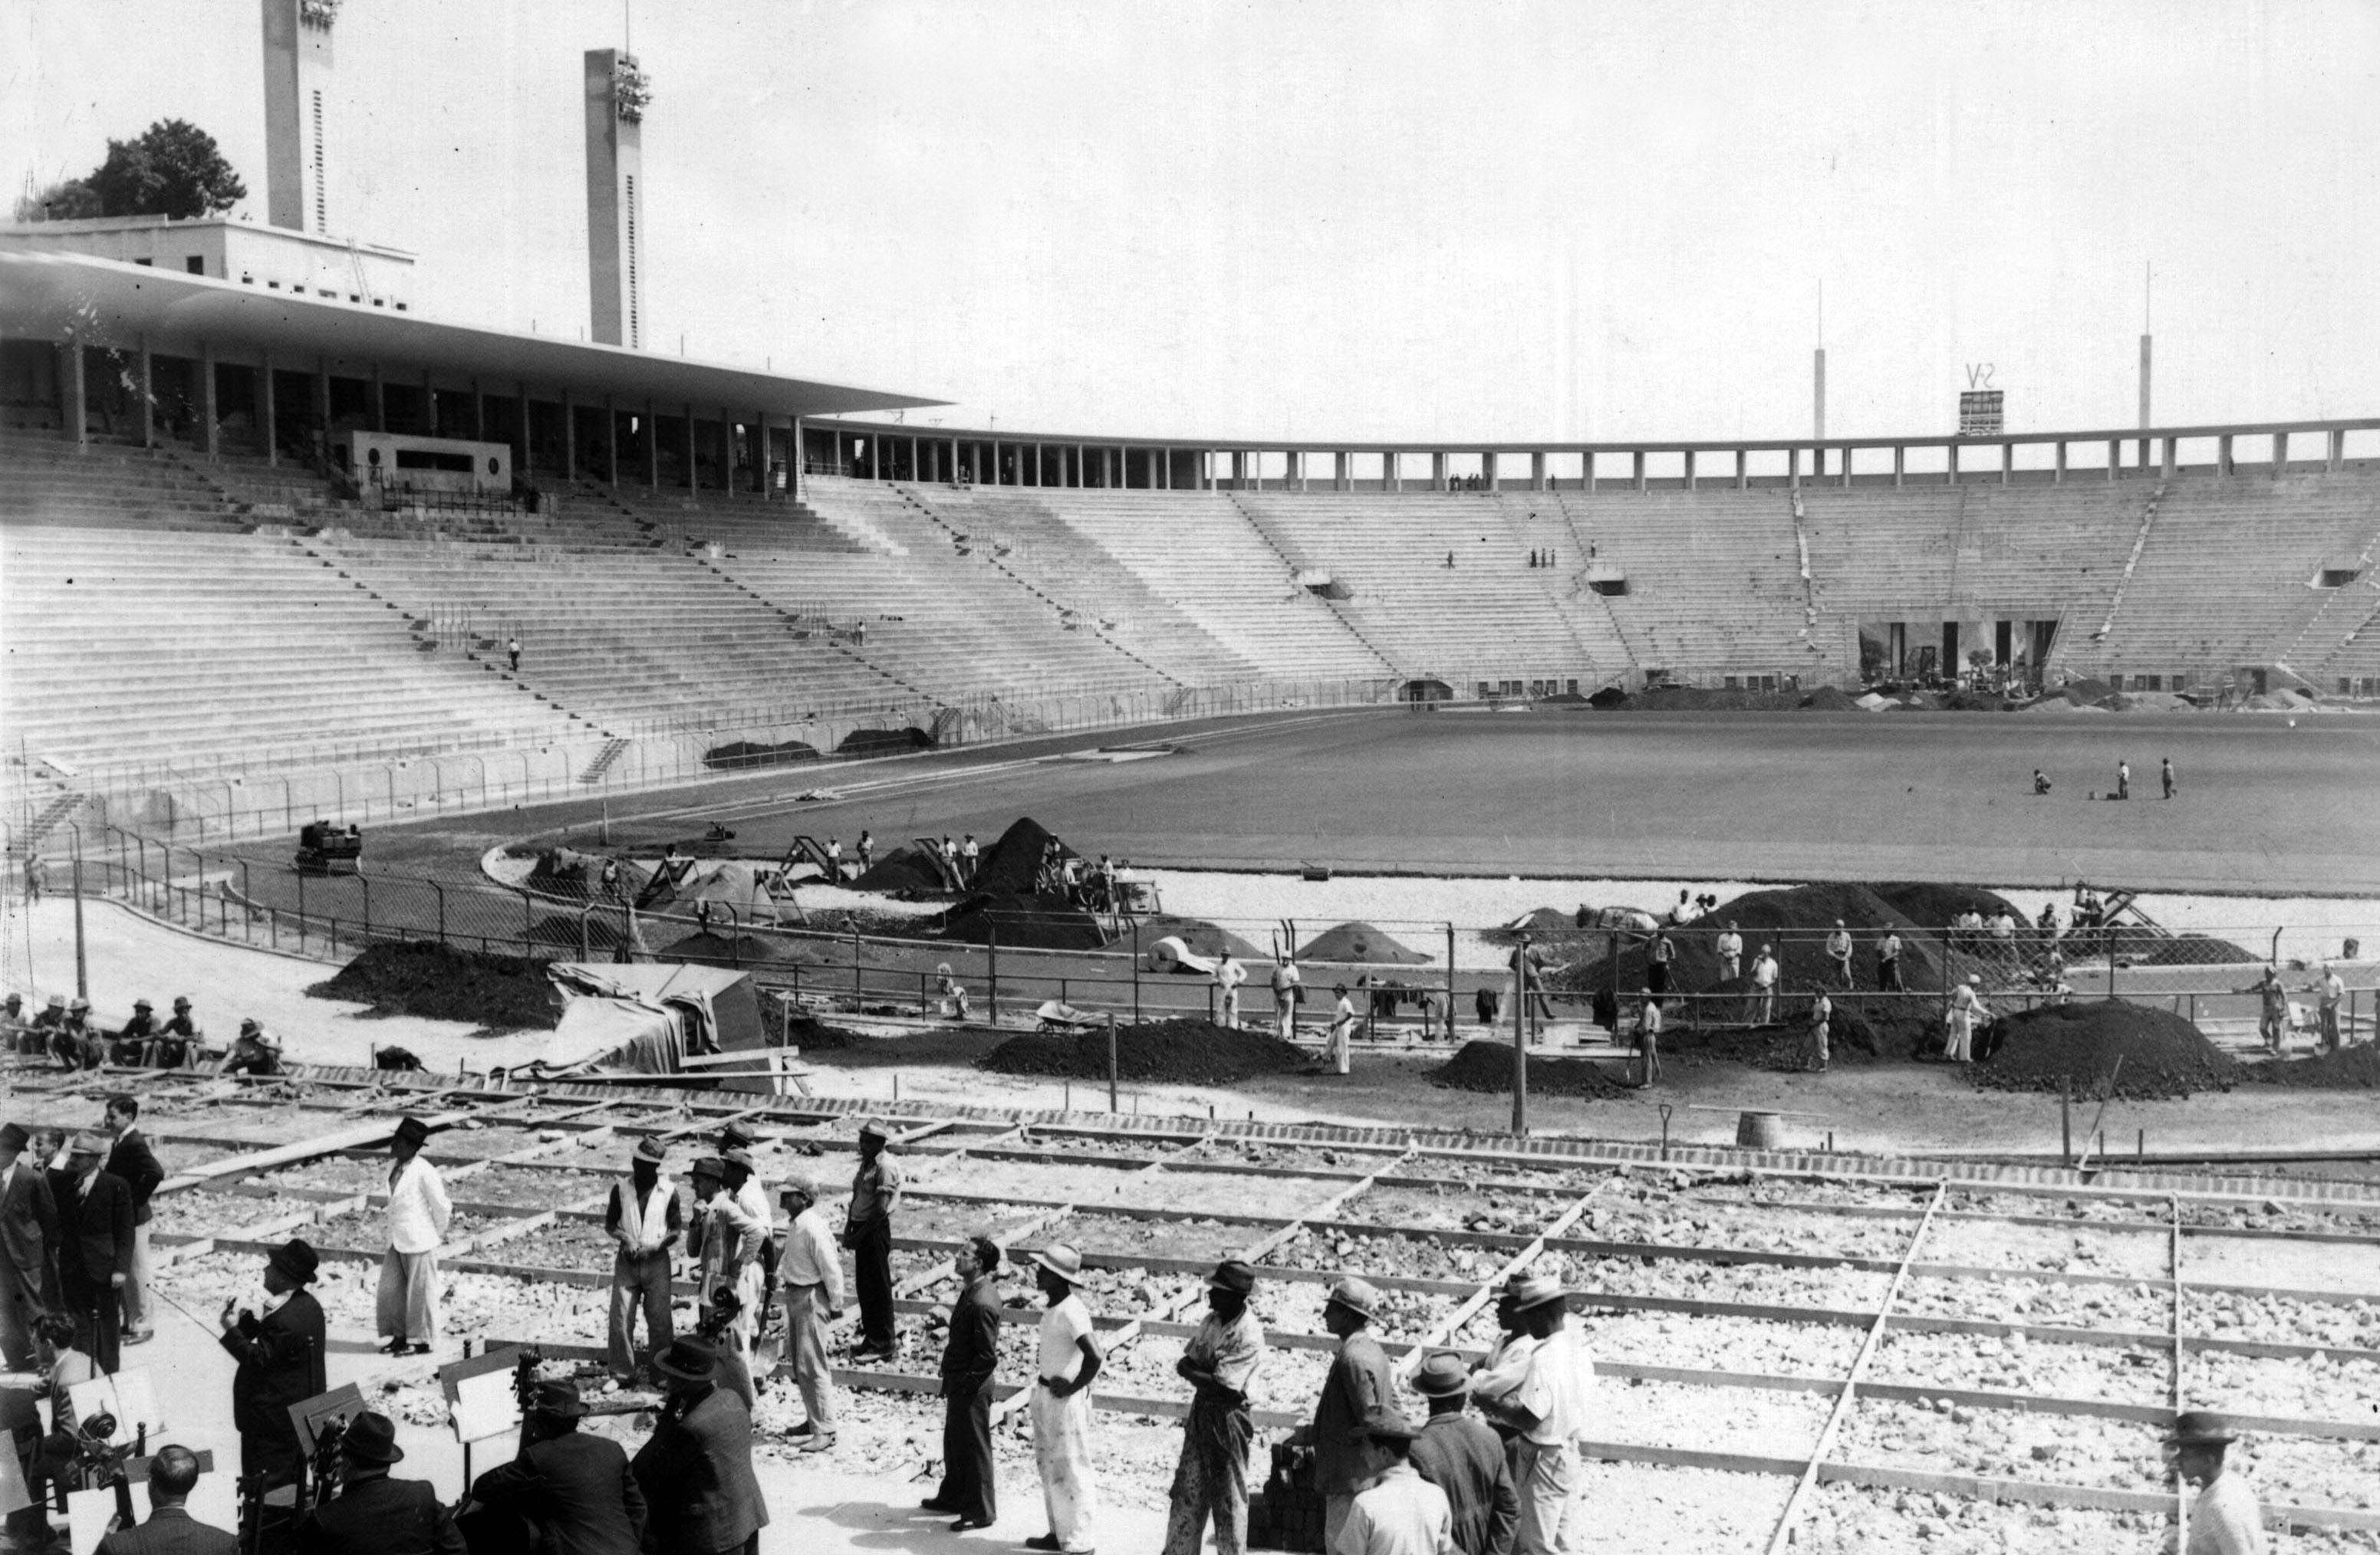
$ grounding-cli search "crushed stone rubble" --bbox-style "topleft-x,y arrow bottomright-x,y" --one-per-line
151,1188 -> 301,1240
1593,1376 -> 1830,1456
2189,1347 -> 2380,1425
1572,1463 -> 1792,1553
1263,1224 -> 1484,1285
1838,1396 -> 2168,1491
1585,1311 -> 1863,1379
1871,1330 -> 2170,1405
1556,1251 -> 1893,1314
1797,1482 -> 2164,1553
1580,1198 -> 1911,1261
2186,1288 -> 2380,1353
158,1249 -> 614,1348
1895,1271 -> 2169,1333
1918,1216 -> 2170,1280
1350,1181 -> 1576,1233
452,1165 -> 609,1210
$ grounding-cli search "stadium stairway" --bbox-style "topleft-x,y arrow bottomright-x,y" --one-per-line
1549,488 -> 1819,679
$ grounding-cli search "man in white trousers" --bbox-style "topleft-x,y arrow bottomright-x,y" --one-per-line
777,1173 -> 845,1454
1469,1274 -> 1592,1555
1029,1243 -> 1103,1554
378,1116 -> 450,1355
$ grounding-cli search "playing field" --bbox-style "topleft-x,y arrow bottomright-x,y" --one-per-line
574,706 -> 2380,896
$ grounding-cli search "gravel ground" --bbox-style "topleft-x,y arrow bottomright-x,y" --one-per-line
2188,1348 -> 2380,1425
1896,1272 -> 2170,1333
1946,1189 -> 2168,1226
1587,1311 -> 1864,1378
455,1165 -> 611,1209
1869,1330 -> 2170,1405
1574,1462 -> 1793,1553
157,1248 -> 617,1348
2187,1234 -> 2380,1299
308,1205 -> 503,1253
1580,1199 -> 1912,1261
424,1123 -> 545,1161
1597,1376 -> 1832,1456
482,1218 -> 617,1273
1343,1181 -> 1574,1232
1019,1211 -> 1262,1269
254,1155 -> 400,1194
150,1103 -> 332,1143
2228,1432 -> 2380,1512
1734,1178 -> 1940,1213
1262,1224 -> 1487,1284
1556,1251 -> 1893,1313
1180,1139 -> 1395,1177
1136,1169 -> 1350,1219
1838,1395 -> 2168,1492
1013,1132 -> 1182,1161
919,1156 -> 1162,1207
1918,1216 -> 2170,1280
150,1188 -> 301,1239
1796,1482 -> 2165,1553
2187,1288 -> 2380,1353
2178,1198 -> 2380,1238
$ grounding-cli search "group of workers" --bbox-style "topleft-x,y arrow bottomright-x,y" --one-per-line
3,992 -> 285,1076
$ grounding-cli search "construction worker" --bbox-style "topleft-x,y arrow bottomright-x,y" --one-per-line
1806,986 -> 1832,1073
1328,985 -> 1358,1075
1946,975 -> 1986,1064
1468,1274 -> 1591,1555
2243,967 -> 2289,1054
2168,1412 -> 2263,1554
1213,952 -> 1246,1029
1270,955 -> 1303,1041
1714,922 -> 1743,983
1635,988 -> 1663,1088
1029,1243 -> 1102,1555
777,1173 -> 844,1455
1407,1352 -> 1517,1555
1825,921 -> 1854,989
1314,1278 -> 1394,1547
2316,964 -> 2345,1051
1746,947 -> 1779,1025
1876,927 -> 1904,992
1332,1410 -> 1453,1555
155,996 -> 201,1067
1160,1261 -> 1264,1555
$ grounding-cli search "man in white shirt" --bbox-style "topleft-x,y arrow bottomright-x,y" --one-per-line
1747,946 -> 1779,1025
1468,1274 -> 1591,1555
1825,922 -> 1854,989
1214,952 -> 1247,1029
1947,975 -> 1986,1063
1807,987 -> 1832,1073
377,1116 -> 450,1356
1714,922 -> 1743,983
606,1136 -> 681,1381
1329,1409 -> 1455,1555
1271,956 -> 1304,1041
1029,1243 -> 1103,1555
1328,985 -> 1358,1075
960,833 -> 980,884
713,1149 -> 772,1356
2316,965 -> 2345,1052
778,1172 -> 846,1454
2168,1411 -> 2263,1554
1876,928 -> 1904,991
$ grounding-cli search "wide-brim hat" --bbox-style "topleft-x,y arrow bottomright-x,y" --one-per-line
1326,1277 -> 1381,1320
719,1148 -> 755,1174
266,1238 -> 320,1286
133,999 -> 152,1011
528,1379 -> 588,1419
2168,1410 -> 2236,1447
1504,1273 -> 1566,1313
239,1017 -> 262,1034
68,998 -> 89,1013
392,1116 -> 432,1149
45,994 -> 65,1009
0,1124 -> 26,1153
1411,1350 -> 1471,1398
780,1171 -> 819,1202
1032,1244 -> 1087,1286
653,1337 -> 719,1383
690,1155 -> 725,1181
857,1118 -> 891,1142
719,1122 -> 757,1151
632,1136 -> 667,1165
173,997 -> 192,1009
341,1411 -> 404,1465
1206,1259 -> 1256,1297
66,1131 -> 109,1158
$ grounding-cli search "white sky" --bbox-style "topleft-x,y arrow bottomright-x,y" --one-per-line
7,0 -> 2377,443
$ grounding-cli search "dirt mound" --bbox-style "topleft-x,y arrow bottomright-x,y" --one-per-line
1633,685 -> 1805,712
939,893 -> 1105,950
705,738 -> 821,771
851,841 -> 951,894
308,942 -> 559,1029
1550,882 -> 1960,998
1587,685 -> 1630,709
2124,932 -> 2257,968
1114,916 -> 1269,962
1430,1040 -> 1631,1099
1800,685 -> 1859,712
979,1018 -> 1308,1085
525,847 -> 648,902
1869,883 -> 2025,931
969,817 -> 1081,899
1973,1000 -> 2237,1100
837,727 -> 936,758
2240,1046 -> 2380,1090
2065,677 -> 2114,702
1299,921 -> 1430,965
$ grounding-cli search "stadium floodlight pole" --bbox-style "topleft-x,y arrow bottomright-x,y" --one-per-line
1511,932 -> 1529,1136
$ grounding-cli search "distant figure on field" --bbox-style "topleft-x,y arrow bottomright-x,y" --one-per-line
1271,955 -> 1303,1041
2161,757 -> 2177,801
961,833 -> 979,883
1645,932 -> 1674,998
1806,987 -> 1832,1073
1945,976 -> 1985,1064
2317,964 -> 2345,1052
1825,922 -> 1854,989
1746,947 -> 1779,1024
1214,952 -> 1246,1029
1875,928 -> 1903,992
1634,988 -> 1662,1088
506,636 -> 522,672
1473,985 -> 1502,1031
1715,922 -> 1743,983
857,830 -> 875,873
2244,967 -> 2289,1055
2033,768 -> 2051,796
2115,760 -> 2131,801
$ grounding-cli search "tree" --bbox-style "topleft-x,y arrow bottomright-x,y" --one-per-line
12,179 -> 103,222
83,119 -> 246,220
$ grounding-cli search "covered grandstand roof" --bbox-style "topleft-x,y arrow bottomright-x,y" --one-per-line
0,249 -> 941,420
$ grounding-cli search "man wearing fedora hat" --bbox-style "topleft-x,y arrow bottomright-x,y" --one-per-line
0,1120 -> 60,1373
633,1338 -> 769,1555
378,1116 -> 450,1357
1315,1277 -> 1396,1547
102,1093 -> 163,1346
218,1238 -> 328,1491
2168,1412 -> 2263,1554
108,1000 -> 159,1068
1467,1275 -> 1592,1555
707,1150 -> 771,1359
1028,1242 -> 1103,1555
466,1378 -> 645,1555
1162,1259 -> 1266,1555
1407,1353 -> 1517,1555
775,1172 -> 844,1453
844,1119 -> 904,1366
606,1136 -> 683,1381
1330,1408 -> 1454,1555
51,1130 -> 132,1371
296,1410 -> 466,1554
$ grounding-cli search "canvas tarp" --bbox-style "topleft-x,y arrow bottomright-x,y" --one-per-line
545,962 -> 767,1077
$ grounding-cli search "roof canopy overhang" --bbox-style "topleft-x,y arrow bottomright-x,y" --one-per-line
0,250 -> 940,421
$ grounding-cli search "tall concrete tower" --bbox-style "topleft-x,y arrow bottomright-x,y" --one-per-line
262,0 -> 337,232
585,48 -> 648,348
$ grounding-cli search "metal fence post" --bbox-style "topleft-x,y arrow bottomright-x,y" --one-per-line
988,920 -> 1000,1024
1510,930 -> 1529,1136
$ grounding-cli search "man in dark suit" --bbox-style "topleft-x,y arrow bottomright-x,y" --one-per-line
923,1234 -> 1002,1532
95,1444 -> 238,1554
50,1131 -> 132,1371
630,1339 -> 767,1555
466,1378 -> 644,1555
104,1094 -> 163,1346
217,1239 -> 328,1489
0,1119 -> 60,1370
295,1410 -> 466,1555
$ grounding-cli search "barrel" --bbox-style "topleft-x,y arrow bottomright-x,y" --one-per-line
1736,1110 -> 1784,1149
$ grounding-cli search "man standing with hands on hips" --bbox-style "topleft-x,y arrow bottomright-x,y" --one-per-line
844,1119 -> 902,1366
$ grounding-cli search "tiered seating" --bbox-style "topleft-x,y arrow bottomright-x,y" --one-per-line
0,433 -> 254,532
1542,488 -> 1815,677
0,527 -> 587,774
1030,491 -> 1393,679
2059,475 -> 2380,682
315,537 -> 918,731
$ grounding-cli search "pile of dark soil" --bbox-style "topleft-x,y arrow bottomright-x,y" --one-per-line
1430,1040 -> 1632,1099
1973,1000 -> 2237,1100
309,942 -> 559,1029
1800,685 -> 1859,712
979,1018 -> 1308,1085
705,738 -> 821,771
1549,882 -> 1972,998
1300,921 -> 1430,965
1586,685 -> 1630,709
851,841 -> 952,893
1940,691 -> 2017,712
837,727 -> 937,758
1114,916 -> 1269,961
1628,685 -> 1806,712
968,817 -> 1080,899
1870,883 -> 2026,930
2240,1045 -> 2380,1090
939,893 -> 1104,950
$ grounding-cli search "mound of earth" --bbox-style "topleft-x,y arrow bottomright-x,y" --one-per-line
2240,1045 -> 2380,1090
1973,1000 -> 2237,1100
1586,685 -> 1630,709
939,893 -> 1104,951
1631,685 -> 1805,712
1869,883 -> 2026,930
837,727 -> 937,758
851,840 -> 953,893
1430,1040 -> 1631,1099
1800,685 -> 1859,712
2122,932 -> 2257,967
979,1018 -> 1307,1085
1549,882 -> 1982,999
969,817 -> 1081,899
1112,916 -> 1268,962
309,942 -> 559,1029
1300,921 -> 1430,965
525,847 -> 649,902
705,738 -> 821,771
